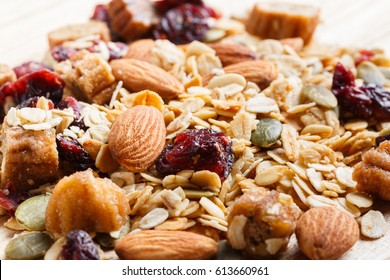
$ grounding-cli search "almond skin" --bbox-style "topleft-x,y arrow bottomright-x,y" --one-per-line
108,105 -> 166,172
110,59 -> 183,100
115,230 -> 218,260
203,60 -> 277,90
209,43 -> 256,66
295,207 -> 359,260
124,39 -> 155,62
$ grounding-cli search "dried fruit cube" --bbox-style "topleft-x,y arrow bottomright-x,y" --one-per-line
45,169 -> 130,235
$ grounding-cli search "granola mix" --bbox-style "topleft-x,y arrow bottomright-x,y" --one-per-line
0,0 -> 389,260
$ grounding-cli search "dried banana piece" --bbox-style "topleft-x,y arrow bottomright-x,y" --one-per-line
55,50 -> 116,105
1,124 -> 59,192
246,2 -> 320,44
48,21 -> 110,48
107,0 -> 159,42
353,141 -> 390,200
227,188 -> 301,258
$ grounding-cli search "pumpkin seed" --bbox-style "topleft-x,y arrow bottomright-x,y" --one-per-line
183,189 -> 216,199
95,220 -> 131,248
302,84 -> 338,109
15,194 -> 51,231
251,118 -> 282,148
357,61 -> 386,86
5,232 -> 54,260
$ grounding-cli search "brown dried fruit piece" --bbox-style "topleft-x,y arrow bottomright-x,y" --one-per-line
45,169 -> 129,235
227,188 -> 301,258
110,59 -> 183,100
124,39 -> 155,62
353,141 -> 390,200
296,207 -> 359,260
55,50 -> 116,105
0,64 -> 16,87
1,124 -> 58,192
115,230 -> 218,260
246,2 -> 320,45
48,21 -> 110,48
209,43 -> 256,66
107,0 -> 159,42
202,60 -> 277,90
108,105 -> 166,172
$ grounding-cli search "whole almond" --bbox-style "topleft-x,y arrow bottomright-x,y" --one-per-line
295,207 -> 359,260
115,230 -> 218,260
110,59 -> 183,100
203,60 -> 277,90
108,105 -> 166,172
209,43 -> 256,66
124,39 -> 155,62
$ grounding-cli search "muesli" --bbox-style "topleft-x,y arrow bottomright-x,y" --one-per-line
0,0 -> 389,260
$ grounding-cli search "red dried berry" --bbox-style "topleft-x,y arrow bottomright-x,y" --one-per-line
0,183 -> 29,215
156,129 -> 234,181
51,46 -> 77,62
61,230 -> 100,260
13,61 -> 51,79
57,97 -> 87,131
153,3 -> 211,44
355,49 -> 374,66
91,4 -> 110,24
56,135 -> 94,171
331,63 -> 390,121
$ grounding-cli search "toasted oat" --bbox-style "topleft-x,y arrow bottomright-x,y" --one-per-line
360,210 -> 387,239
139,208 -> 169,229
335,167 -> 357,188
199,197 -> 225,220
346,192 -> 373,208
227,215 -> 247,250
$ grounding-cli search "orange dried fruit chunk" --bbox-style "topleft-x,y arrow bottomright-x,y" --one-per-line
45,169 -> 130,235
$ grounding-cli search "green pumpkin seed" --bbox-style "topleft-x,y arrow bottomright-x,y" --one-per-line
5,232 -> 54,260
183,189 -> 216,199
95,220 -> 131,248
15,194 -> 51,231
357,61 -> 385,86
251,118 -> 283,148
302,84 -> 338,109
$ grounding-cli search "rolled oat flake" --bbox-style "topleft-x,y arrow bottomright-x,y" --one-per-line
302,84 -> 338,109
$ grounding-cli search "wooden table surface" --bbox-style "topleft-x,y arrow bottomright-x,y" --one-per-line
0,0 -> 389,260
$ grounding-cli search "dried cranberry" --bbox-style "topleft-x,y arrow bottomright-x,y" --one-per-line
51,46 -> 77,62
331,63 -> 390,121
355,49 -> 374,66
0,69 -> 64,121
57,97 -> 86,130
56,135 -> 94,171
0,183 -> 29,215
61,230 -> 100,260
16,96 -> 54,109
91,4 -> 110,24
376,134 -> 390,147
156,129 -> 233,181
13,61 -> 51,79
153,3 -> 211,44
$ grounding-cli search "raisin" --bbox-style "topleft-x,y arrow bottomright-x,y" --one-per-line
0,183 -> 29,215
376,134 -> 390,147
16,96 -> 54,109
51,46 -> 77,62
56,135 -> 94,171
61,230 -> 100,260
153,3 -> 211,44
156,129 -> 233,181
57,97 -> 86,130
13,61 -> 51,79
331,63 -> 390,121
51,41 -> 127,62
